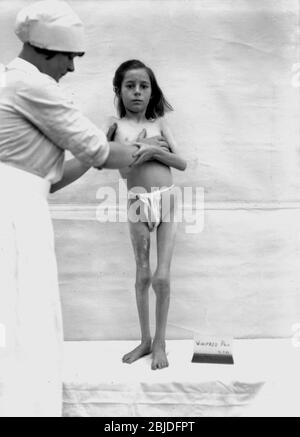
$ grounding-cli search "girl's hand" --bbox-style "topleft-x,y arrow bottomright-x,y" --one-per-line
138,136 -> 169,149
130,144 -> 162,167
131,133 -> 171,166
136,129 -> 170,149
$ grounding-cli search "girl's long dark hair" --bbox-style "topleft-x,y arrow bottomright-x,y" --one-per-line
113,59 -> 173,119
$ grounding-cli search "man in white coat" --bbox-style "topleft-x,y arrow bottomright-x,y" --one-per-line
0,0 -> 176,417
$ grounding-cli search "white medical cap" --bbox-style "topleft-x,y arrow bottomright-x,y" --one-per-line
15,1 -> 85,53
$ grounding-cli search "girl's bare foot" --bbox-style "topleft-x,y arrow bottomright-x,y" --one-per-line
122,339 -> 152,364
152,340 -> 169,370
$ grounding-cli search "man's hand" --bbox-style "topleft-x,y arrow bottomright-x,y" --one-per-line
106,123 -> 118,141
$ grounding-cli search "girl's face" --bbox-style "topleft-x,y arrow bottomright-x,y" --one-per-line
120,68 -> 152,116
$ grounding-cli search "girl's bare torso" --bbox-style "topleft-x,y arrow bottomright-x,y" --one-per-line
114,118 -> 173,192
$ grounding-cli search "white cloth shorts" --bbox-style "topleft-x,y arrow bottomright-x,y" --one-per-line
127,185 -> 176,232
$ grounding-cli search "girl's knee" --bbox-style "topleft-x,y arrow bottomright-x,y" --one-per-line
152,275 -> 170,295
136,271 -> 152,291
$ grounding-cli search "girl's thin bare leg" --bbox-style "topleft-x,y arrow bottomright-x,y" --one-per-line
123,220 -> 152,364
152,192 -> 178,370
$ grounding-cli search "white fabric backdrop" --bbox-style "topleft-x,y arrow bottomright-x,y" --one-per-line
1,0 -> 300,340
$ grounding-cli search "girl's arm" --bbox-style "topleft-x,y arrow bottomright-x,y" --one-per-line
160,118 -> 179,154
159,118 -> 187,170
132,118 -> 187,171
152,148 -> 187,171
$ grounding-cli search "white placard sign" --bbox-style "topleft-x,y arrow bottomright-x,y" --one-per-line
192,336 -> 234,365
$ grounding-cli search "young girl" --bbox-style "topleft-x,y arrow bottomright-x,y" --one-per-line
107,60 -> 186,370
